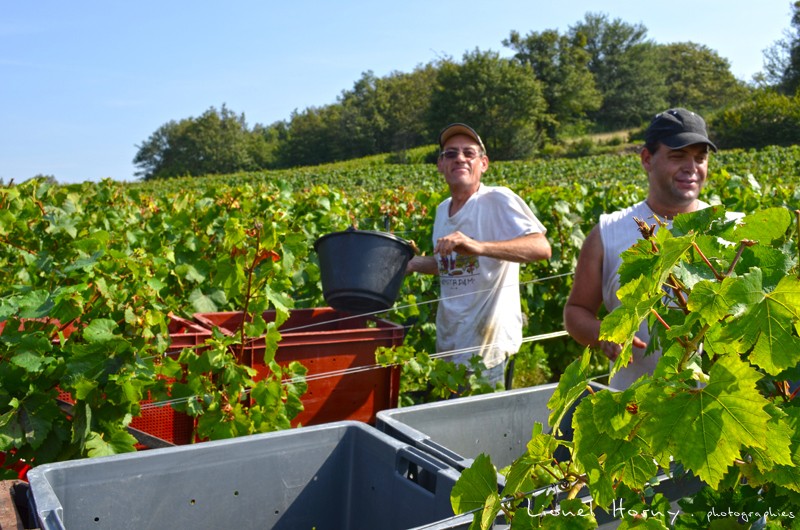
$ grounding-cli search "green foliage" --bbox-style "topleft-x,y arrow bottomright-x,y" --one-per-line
657,42 -> 749,112
428,49 -> 549,160
375,345 -> 499,405
129,9 -> 772,173
3,145 -> 800,482
450,205 -> 800,528
711,89 -> 800,149
0,178 -> 309,473
504,28 -> 602,140
134,104 -> 274,180
761,1 -> 800,95
568,13 -> 667,128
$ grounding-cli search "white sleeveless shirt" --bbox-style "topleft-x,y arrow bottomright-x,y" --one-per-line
599,200 -> 708,389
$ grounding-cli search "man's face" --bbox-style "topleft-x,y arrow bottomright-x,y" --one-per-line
437,134 -> 488,191
641,143 -> 709,208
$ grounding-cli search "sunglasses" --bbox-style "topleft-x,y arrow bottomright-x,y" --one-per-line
439,148 -> 484,160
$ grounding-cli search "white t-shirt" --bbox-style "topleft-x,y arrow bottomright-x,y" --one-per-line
432,184 -> 546,368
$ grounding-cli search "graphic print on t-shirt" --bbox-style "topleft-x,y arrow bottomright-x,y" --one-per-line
438,252 -> 479,288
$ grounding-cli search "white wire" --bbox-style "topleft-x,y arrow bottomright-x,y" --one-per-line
138,271 -> 575,410
139,271 -> 573,362
138,329 -> 571,411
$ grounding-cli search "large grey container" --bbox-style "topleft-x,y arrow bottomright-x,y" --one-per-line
378,383 -> 701,530
376,382 -> 604,474
27,421 -> 470,530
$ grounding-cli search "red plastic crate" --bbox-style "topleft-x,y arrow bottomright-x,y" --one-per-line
127,315 -> 212,447
193,308 -> 404,426
0,451 -> 30,481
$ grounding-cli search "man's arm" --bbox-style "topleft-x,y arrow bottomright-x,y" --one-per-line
563,226 -> 606,349
406,255 -> 439,275
563,226 -> 646,360
434,231 -> 551,263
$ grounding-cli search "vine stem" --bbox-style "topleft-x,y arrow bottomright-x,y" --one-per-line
649,308 -> 688,348
724,239 -> 757,277
666,273 -> 689,313
238,223 -> 263,361
0,235 -> 37,256
566,475 -> 588,500
692,242 -> 723,281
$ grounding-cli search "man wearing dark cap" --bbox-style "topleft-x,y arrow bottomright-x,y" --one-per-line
406,123 -> 552,390
563,108 -> 719,389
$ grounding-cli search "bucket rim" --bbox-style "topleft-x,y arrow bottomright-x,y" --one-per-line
314,228 -> 414,255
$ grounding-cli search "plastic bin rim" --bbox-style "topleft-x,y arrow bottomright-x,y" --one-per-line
26,421 -> 379,476
377,382 -> 562,417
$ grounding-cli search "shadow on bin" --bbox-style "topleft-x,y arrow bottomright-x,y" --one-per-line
27,421 -> 468,530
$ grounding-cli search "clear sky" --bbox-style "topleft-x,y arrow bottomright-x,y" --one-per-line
1,1 -> 794,184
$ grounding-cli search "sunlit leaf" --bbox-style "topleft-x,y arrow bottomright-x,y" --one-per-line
451,453 -> 500,517
641,355 -> 775,488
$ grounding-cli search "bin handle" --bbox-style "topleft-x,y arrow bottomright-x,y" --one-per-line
396,446 -> 450,494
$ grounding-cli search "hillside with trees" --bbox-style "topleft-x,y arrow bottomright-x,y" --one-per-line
133,7 -> 800,181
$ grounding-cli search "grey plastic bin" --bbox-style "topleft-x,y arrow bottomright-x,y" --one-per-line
376,382 -> 606,474
379,383 -> 701,530
27,421 -> 471,530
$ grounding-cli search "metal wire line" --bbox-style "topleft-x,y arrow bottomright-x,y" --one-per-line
139,270 -> 572,363
138,329 -> 571,411
137,271 -> 574,411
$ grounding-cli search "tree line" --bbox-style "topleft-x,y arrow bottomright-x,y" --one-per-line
134,9 -> 800,181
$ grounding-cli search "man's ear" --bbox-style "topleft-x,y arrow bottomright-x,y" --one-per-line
640,147 -> 652,172
436,157 -> 445,174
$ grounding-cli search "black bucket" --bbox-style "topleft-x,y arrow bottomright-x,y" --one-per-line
314,227 -> 415,313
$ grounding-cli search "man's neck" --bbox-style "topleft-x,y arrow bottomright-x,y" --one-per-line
644,199 -> 700,220
448,183 -> 480,216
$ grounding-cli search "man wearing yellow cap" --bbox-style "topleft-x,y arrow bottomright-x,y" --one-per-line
406,123 -> 552,389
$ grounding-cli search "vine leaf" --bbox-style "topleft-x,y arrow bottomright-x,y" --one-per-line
84,429 -> 138,458
617,231 -> 696,290
641,354 -> 782,488
591,388 -> 638,439
82,318 -> 119,343
573,394 -> 652,508
715,273 -> 800,375
601,275 -> 661,342
188,287 -> 227,313
741,405 -> 800,493
547,349 -> 592,433
685,272 -> 760,325
600,232 -> 697,376
728,207 -> 792,245
503,423 -> 558,495
450,453 -> 501,528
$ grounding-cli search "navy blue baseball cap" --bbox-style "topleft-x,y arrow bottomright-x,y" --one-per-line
644,108 -> 717,152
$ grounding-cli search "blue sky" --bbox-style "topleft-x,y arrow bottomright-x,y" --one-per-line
1,1 -> 793,184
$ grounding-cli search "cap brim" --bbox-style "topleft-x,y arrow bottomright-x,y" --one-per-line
438,123 -> 485,151
660,132 -> 718,152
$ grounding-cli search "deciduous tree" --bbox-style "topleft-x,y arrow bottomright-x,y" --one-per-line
133,105 -> 268,180
762,1 -> 800,95
427,49 -> 547,160
657,42 -> 749,112
569,12 -> 667,129
504,29 -> 601,139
